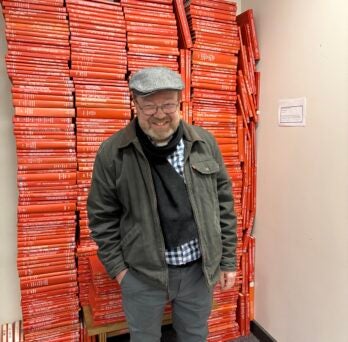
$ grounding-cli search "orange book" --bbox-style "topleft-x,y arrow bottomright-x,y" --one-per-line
191,81 -> 235,91
128,43 -> 179,55
192,50 -> 238,66
127,35 -> 177,48
20,269 -> 77,290
13,116 -> 72,123
4,12 -> 66,25
124,12 -> 176,26
3,1 -> 67,12
249,283 -> 255,322
70,69 -> 126,80
126,23 -> 177,37
187,5 -> 236,23
5,12 -> 67,25
67,16 -> 123,30
121,0 -> 172,12
67,0 -> 122,11
15,107 -> 75,117
174,0 -> 193,49
71,53 -> 120,65
66,5 -> 124,20
6,22 -> 69,34
237,115 -> 245,162
189,0 -> 236,12
17,171 -> 76,182
193,43 -> 239,55
8,50 -> 69,61
6,34 -> 69,47
185,49 -> 191,102
237,70 -> 253,120
190,17 -> 238,30
17,162 -> 77,171
12,99 -> 73,108
76,108 -> 130,120
12,93 -> 73,102
123,6 -> 174,18
237,9 -> 260,60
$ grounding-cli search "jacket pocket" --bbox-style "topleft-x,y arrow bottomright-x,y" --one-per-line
190,159 -> 222,244
191,159 -> 220,175
121,225 -> 142,267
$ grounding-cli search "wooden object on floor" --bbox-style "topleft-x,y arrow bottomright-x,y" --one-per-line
82,305 -> 172,342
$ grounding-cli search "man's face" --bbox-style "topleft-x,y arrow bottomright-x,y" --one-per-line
134,90 -> 181,144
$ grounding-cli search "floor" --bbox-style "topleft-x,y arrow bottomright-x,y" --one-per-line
108,325 -> 260,341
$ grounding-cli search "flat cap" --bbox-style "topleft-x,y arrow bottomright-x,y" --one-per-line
129,66 -> 184,96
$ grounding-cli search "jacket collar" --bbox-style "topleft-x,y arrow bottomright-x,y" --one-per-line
118,119 -> 204,149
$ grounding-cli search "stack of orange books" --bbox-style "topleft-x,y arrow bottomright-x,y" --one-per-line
179,48 -> 192,123
235,8 -> 260,336
184,1 -> 243,340
2,0 -> 80,341
65,0 -> 131,309
120,0 -> 179,74
88,255 -> 126,326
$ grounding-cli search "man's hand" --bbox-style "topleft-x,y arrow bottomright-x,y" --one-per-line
116,268 -> 128,285
220,271 -> 237,291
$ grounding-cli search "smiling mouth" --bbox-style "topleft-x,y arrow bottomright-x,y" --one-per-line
153,121 -> 169,126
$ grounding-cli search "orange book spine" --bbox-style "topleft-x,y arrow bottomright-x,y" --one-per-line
16,140 -> 76,150
14,107 -> 75,117
180,49 -> 186,102
12,99 -> 73,108
127,35 -> 177,48
121,0 -> 172,10
17,171 -> 76,181
190,0 -> 236,12
123,6 -> 174,19
191,81 -> 235,91
18,163 -> 77,171
186,49 -> 191,101
126,24 -> 177,37
174,0 -> 193,49
237,9 -> 260,60
67,7 -> 124,22
124,13 -> 176,26
237,115 -> 245,162
12,93 -> 73,102
76,108 -> 130,119
3,1 -> 67,12
237,70 -> 252,119
192,50 -> 238,66
188,6 -> 236,22
67,0 -> 121,11
237,293 -> 246,336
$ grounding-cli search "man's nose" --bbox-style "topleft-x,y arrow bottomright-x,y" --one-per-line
153,106 -> 166,118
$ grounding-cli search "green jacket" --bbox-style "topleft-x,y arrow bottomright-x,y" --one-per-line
87,119 -> 237,289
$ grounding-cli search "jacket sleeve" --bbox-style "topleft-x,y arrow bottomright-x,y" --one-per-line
212,137 -> 238,272
87,145 -> 126,279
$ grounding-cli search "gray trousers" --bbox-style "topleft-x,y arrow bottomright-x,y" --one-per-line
120,261 -> 213,342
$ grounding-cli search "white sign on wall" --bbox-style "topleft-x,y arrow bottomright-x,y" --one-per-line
278,97 -> 306,127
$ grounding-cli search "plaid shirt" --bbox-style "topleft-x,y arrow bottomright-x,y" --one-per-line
165,138 -> 201,265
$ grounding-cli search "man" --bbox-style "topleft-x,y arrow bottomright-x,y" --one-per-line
87,67 -> 237,342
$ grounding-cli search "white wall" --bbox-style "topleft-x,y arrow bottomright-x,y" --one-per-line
235,0 -> 242,14
0,8 -> 22,322
241,0 -> 348,341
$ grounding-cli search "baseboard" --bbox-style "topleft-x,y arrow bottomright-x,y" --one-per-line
250,320 -> 277,342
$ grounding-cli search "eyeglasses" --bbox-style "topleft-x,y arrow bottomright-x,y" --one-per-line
135,101 -> 179,116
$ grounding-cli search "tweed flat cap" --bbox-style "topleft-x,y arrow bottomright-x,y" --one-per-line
129,66 -> 184,96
